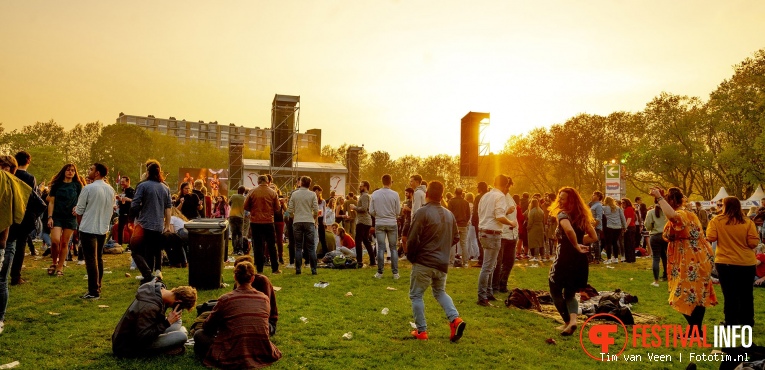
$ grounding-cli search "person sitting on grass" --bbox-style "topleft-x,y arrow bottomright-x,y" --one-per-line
193,261 -> 282,369
753,245 -> 765,287
112,280 -> 197,357
232,255 -> 279,335
335,226 -> 356,257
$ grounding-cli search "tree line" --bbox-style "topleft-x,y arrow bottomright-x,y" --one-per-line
1,48 -> 762,200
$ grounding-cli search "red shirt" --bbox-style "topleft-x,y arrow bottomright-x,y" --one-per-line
624,207 -> 636,227
341,234 -> 355,248
757,253 -> 765,278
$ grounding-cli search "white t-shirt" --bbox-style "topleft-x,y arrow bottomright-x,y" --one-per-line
501,194 -> 518,240
478,188 -> 508,231
170,216 -> 186,232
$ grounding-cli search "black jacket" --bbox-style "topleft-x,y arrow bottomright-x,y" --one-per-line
112,281 -> 171,357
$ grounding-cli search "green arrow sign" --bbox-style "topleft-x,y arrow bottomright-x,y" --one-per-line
605,165 -> 619,179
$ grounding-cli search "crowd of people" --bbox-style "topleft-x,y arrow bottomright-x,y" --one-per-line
2,150 -> 765,367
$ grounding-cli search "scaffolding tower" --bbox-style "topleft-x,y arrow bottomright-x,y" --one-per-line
270,94 -> 300,194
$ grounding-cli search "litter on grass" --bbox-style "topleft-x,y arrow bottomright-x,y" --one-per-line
606,266 -> 615,269
345,292 -> 353,297
273,287 -> 282,292
545,338 -> 557,345
103,271 -> 113,274
224,265 -> 234,269
386,287 -> 397,291
0,361 -> 20,369
83,275 -> 88,279
98,305 -> 109,308
409,322 -> 417,329
381,308 -> 389,315
125,273 -> 131,278
226,257 -> 236,263
300,317 -> 308,323
314,282 -> 329,288
48,312 -> 61,316
342,332 -> 353,339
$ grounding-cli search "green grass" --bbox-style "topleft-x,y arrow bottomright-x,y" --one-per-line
1,244 -> 763,370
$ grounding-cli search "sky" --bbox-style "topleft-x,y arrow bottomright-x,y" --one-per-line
1,1 -> 764,158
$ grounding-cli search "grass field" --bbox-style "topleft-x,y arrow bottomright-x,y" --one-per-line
1,243 -> 763,370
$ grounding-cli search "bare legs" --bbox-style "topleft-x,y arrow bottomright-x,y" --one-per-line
50,227 -> 74,274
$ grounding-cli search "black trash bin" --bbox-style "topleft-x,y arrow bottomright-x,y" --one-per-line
186,218 -> 229,290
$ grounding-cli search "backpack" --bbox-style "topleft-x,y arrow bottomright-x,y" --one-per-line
504,288 -> 541,311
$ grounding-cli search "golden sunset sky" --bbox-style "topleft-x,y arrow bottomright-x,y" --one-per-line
1,1 -> 763,158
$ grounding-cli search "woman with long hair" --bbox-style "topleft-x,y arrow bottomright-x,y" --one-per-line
621,198 -> 637,263
548,187 -> 597,336
212,195 -> 228,219
649,187 -> 717,336
274,195 -> 287,265
525,199 -> 545,262
175,182 -> 202,220
47,163 -> 86,276
602,197 -> 626,264
645,203 -> 668,287
131,160 -> 173,283
313,185 -> 328,256
706,196 -> 759,327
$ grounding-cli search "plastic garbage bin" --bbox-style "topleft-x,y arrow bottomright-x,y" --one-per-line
186,218 -> 229,290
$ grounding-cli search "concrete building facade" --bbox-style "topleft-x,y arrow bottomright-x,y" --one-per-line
115,113 -> 320,152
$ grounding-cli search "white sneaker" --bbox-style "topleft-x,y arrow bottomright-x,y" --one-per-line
0,320 -> 4,335
612,258 -> 619,264
77,260 -> 86,265
285,264 -> 295,269
393,273 -> 400,280
374,272 -> 383,279
650,282 -> 660,287
604,259 -> 611,265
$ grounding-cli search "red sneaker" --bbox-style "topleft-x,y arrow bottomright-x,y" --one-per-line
449,317 -> 466,342
411,330 -> 429,340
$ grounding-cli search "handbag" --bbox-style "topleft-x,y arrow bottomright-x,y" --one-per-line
26,191 -> 47,220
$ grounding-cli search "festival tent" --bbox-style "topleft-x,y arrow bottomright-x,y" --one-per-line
743,185 -> 765,208
710,187 -> 729,202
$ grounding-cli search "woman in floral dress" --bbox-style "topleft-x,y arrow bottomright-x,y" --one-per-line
649,187 -> 717,335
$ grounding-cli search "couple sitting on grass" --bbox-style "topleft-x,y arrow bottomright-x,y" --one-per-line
112,255 -> 282,369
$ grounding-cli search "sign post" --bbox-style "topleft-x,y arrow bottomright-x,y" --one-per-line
605,164 -> 621,200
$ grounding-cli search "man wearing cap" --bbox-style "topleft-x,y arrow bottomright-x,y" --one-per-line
476,175 -> 515,307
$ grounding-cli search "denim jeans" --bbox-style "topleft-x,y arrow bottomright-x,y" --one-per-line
478,232 -> 501,300
650,234 -> 668,280
451,226 -> 468,265
292,222 -> 317,274
229,216 -> 244,253
492,238 -> 517,292
409,263 -> 459,333
0,240 -> 17,321
375,224 -> 398,274
355,223 -> 375,266
148,320 -> 188,352
81,232 -> 106,296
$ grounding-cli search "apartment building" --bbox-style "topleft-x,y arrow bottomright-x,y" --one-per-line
116,113 -> 320,152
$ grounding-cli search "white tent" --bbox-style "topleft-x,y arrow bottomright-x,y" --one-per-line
710,187 -> 729,202
746,185 -> 765,202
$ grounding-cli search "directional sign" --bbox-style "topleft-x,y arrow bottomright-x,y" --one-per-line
605,165 -> 620,179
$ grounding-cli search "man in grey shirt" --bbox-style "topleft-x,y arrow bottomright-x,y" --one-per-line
353,181 -> 375,268
130,160 -> 173,284
75,163 -> 115,299
287,176 -> 319,275
370,174 -> 401,279
406,180 -> 465,342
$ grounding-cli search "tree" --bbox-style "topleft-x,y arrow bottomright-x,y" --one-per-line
90,124 -> 151,184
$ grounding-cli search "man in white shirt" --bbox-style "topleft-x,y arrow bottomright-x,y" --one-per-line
492,179 -> 518,294
476,175 -> 515,307
370,174 -> 402,279
75,163 -> 116,300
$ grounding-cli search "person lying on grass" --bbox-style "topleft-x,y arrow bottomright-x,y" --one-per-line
194,261 -> 282,369
112,279 -> 197,357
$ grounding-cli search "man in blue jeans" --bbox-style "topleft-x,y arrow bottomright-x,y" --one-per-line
406,180 -> 465,342
476,175 -> 514,307
371,174 -> 401,279
287,176 -> 319,275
